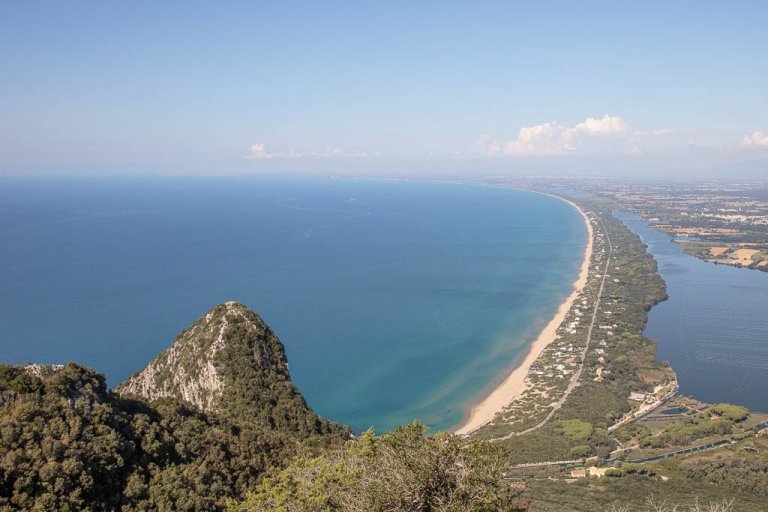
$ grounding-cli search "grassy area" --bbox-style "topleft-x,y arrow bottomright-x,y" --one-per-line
519,435 -> 768,510
526,472 -> 766,511
611,399 -> 768,462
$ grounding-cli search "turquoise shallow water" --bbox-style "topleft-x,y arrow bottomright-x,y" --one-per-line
0,177 -> 586,432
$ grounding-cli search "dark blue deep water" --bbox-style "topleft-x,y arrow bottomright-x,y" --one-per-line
0,177 -> 586,431
617,212 -> 768,413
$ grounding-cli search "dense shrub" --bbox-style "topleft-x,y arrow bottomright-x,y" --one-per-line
230,422 -> 530,512
0,363 -> 347,511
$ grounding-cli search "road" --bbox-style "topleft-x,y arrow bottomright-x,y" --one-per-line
492,213 -> 613,441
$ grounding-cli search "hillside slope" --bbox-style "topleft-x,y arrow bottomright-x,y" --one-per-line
117,301 -> 333,437
0,303 -> 347,511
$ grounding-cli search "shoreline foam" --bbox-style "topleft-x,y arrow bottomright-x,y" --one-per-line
453,193 -> 594,435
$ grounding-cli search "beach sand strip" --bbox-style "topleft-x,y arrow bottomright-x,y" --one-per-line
454,195 -> 594,435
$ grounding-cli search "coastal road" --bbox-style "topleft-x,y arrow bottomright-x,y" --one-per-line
494,213 -> 613,441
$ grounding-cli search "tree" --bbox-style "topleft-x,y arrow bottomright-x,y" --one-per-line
231,422 -> 530,512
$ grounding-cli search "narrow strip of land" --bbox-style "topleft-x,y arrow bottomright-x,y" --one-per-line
497,217 -> 612,439
454,195 -> 595,435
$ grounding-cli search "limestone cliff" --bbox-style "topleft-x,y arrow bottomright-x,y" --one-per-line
117,301 -> 328,434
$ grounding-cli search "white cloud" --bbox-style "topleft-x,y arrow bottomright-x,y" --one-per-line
244,143 -> 270,159
504,122 -> 568,155
572,115 -> 628,135
481,115 -> 630,156
740,131 -> 768,149
475,134 -> 502,155
243,143 -> 303,160
243,144 -> 363,160
634,129 -> 675,137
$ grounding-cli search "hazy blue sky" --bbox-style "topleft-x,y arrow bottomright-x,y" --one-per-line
1,1 -> 767,176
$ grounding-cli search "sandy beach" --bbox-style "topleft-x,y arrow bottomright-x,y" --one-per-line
453,195 -> 594,435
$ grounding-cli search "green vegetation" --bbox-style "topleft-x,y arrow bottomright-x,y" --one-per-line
709,403 -> 749,422
525,475 -> 760,511
681,454 -> 768,495
615,423 -> 652,444
569,445 -> 592,457
1,201 -> 764,511
661,437 -> 768,496
0,302 -> 353,511
0,304 -> 530,511
555,419 -> 593,442
615,404 -> 757,456
479,197 -> 673,462
215,306 -> 339,436
117,302 -> 337,438
638,405 -> 749,449
602,463 -> 656,478
1,361 -> 528,511
586,179 -> 768,274
229,422 -> 529,512
0,363 -> 347,511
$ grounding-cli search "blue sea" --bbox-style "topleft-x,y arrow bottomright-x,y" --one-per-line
617,212 -> 768,413
0,177 -> 586,432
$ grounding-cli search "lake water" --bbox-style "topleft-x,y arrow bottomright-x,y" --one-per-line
0,177 -> 586,432
616,212 -> 768,413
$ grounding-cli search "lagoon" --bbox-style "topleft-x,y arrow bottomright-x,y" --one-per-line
616,212 -> 768,413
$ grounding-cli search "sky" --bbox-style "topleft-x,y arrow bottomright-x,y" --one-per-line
1,1 -> 767,177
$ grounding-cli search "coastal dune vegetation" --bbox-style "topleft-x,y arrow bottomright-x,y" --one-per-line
470,197 -> 671,460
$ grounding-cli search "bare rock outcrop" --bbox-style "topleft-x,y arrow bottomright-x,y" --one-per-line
116,301 -> 315,433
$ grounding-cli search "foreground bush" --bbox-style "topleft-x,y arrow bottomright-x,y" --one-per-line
230,421 -> 530,512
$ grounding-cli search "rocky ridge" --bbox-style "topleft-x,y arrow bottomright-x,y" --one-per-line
116,301 -> 329,435
116,301 -> 267,411
116,303 -> 284,409
1,302 -> 347,511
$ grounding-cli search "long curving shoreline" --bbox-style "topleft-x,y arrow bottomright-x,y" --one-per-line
453,194 -> 594,435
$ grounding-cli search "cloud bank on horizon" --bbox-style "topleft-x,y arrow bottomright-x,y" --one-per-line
244,115 -> 767,164
741,131 -> 768,149
475,115 -> 630,156
473,116 -> 768,159
1,2 -> 766,177
243,144 -> 357,160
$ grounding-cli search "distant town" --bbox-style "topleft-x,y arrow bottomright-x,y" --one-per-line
503,177 -> 768,271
